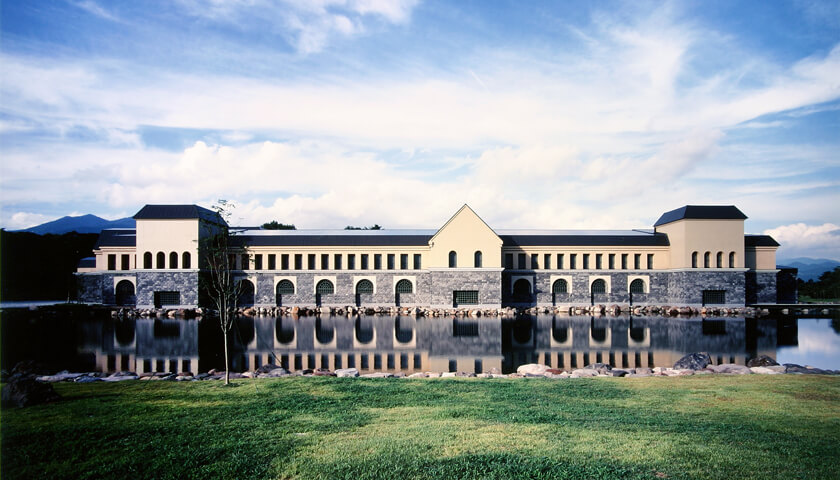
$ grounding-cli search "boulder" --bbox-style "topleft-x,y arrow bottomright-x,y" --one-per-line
750,366 -> 784,375
634,367 -> 653,375
673,352 -> 712,370
2,375 -> 61,407
711,364 -> 752,375
784,364 -> 831,375
516,364 -> 548,375
570,369 -> 598,377
584,363 -> 612,374
408,372 -> 427,378
747,355 -> 779,367
255,364 -> 280,374
335,368 -> 359,378
611,370 -> 628,377
266,368 -> 290,377
313,368 -> 335,377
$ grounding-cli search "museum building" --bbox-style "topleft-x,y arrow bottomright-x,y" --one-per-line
76,203 -> 788,309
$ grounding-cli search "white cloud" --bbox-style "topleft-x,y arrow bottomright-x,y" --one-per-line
6,212 -> 52,230
765,223 -> 840,260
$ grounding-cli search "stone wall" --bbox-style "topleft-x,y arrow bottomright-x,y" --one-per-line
75,273 -> 103,303
136,271 -> 199,308
746,271 -> 778,304
428,270 -> 502,307
667,271 -> 745,306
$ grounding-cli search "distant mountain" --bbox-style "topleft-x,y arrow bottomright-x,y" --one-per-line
778,257 -> 840,282
16,214 -> 135,235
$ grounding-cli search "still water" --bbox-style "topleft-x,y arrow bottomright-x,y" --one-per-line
2,308 -> 839,374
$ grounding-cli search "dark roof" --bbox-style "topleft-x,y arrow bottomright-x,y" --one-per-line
94,229 -> 136,248
77,257 -> 96,268
133,205 -> 224,223
654,205 -> 747,227
500,232 -> 670,247
745,235 -> 780,247
232,232 -> 434,247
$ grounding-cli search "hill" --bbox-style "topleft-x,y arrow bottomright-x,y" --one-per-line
779,257 -> 840,282
16,214 -> 135,235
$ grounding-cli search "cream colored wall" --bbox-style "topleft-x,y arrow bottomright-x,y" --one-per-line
428,205 -> 502,268
745,247 -> 777,270
657,219 -> 744,269
242,246 -> 429,271
135,219 -> 199,269
94,247 -> 136,270
501,246 -> 668,270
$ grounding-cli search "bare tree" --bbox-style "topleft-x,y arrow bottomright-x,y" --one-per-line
201,200 -> 242,385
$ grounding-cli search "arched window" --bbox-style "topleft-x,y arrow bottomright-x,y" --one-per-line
552,279 -> 568,294
115,280 -> 135,306
395,279 -> 413,294
276,280 -> 295,295
144,252 -> 152,269
513,279 -> 531,297
156,252 -> 165,269
629,279 -> 645,294
237,279 -> 255,306
356,279 -> 374,294
704,252 -> 711,268
449,251 -> 457,268
729,252 -> 736,268
474,251 -> 482,268
716,252 -> 723,268
591,279 -> 606,294
169,252 -> 178,269
691,252 -> 698,268
316,279 -> 334,295
182,252 -> 191,269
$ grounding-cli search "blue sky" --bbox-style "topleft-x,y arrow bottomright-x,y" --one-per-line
1,0 -> 839,260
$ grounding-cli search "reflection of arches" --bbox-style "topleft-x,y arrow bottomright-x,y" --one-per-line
238,279 -> 255,306
629,319 -> 647,344
356,279 -> 373,294
589,317 -> 610,346
114,318 -> 135,346
394,317 -> 413,343
355,317 -> 374,344
591,279 -> 606,294
629,279 -> 645,294
316,279 -> 334,294
236,316 -> 255,345
115,280 -> 135,306
275,317 -> 295,344
315,317 -> 334,344
512,316 -> 532,345
551,317 -> 569,344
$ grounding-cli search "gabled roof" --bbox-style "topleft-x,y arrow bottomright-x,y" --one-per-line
231,230 -> 434,247
654,205 -> 747,227
94,229 -> 136,248
745,235 -> 780,247
429,204 -> 502,245
133,205 -> 224,223
500,230 -> 670,247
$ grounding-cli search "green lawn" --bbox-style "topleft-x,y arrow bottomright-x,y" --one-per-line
3,376 -> 839,479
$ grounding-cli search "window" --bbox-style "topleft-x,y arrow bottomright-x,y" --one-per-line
449,251 -> 457,268
254,254 -> 262,270
121,254 -> 130,270
453,290 -> 478,306
583,254 -> 590,270
144,252 -> 152,269
516,253 -> 525,269
591,279 -> 606,294
182,252 -> 191,269
241,254 -> 249,270
229,254 -> 236,269
729,252 -> 736,268
281,254 -> 289,270
387,254 -> 395,270
156,252 -> 165,269
505,254 -> 513,269
374,254 -> 382,270
570,254 -> 577,269
596,254 -> 603,270
608,254 -> 615,270
361,254 -> 369,270
169,252 -> 178,269
238,280 -> 255,305
268,254 -> 276,270
630,279 -> 645,294
621,253 -> 628,270
544,254 -> 551,270
316,279 -> 334,294
334,254 -> 342,270
154,291 -> 180,307
702,290 -> 726,305
321,254 -> 329,270
276,280 -> 295,294
348,254 -> 356,270
716,252 -> 723,268
107,254 -> 116,271
475,251 -> 483,268
557,254 -> 564,269
396,279 -> 413,294
308,254 -> 316,270
413,254 -> 422,269
634,254 -> 641,270
552,279 -> 568,294
400,254 -> 408,269
692,252 -> 698,268
356,279 -> 373,294
294,254 -> 302,270
704,252 -> 711,268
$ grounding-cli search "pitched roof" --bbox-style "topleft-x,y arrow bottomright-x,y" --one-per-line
499,230 -> 670,247
77,257 -> 96,268
133,205 -> 224,223
94,229 -> 136,248
231,229 -> 434,247
744,235 -> 780,247
654,205 -> 747,227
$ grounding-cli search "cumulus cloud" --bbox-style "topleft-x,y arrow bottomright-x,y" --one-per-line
765,223 -> 840,260
5,212 -> 53,230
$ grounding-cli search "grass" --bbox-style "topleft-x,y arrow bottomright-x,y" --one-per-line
2,375 -> 840,479
797,295 -> 840,304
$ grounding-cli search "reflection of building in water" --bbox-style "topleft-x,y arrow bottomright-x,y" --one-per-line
83,318 -> 199,374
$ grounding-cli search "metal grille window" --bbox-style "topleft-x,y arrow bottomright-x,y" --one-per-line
400,254 -> 408,269
356,279 -> 373,294
396,279 -> 413,294
154,291 -> 180,307
276,280 -> 295,294
453,290 -> 479,305
702,290 -> 726,305
552,279 -> 568,293
591,279 -> 606,294
413,254 -> 422,269
316,279 -> 334,294
630,279 -> 645,294
387,254 -> 395,270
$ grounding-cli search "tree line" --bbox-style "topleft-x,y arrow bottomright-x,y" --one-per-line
798,267 -> 840,301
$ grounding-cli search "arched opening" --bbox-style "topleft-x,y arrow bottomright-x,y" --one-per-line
691,251 -> 698,268
449,251 -> 457,268
704,252 -> 711,268
552,279 -> 568,294
275,279 -> 294,306
237,279 -> 255,306
729,251 -> 736,268
182,252 -> 191,269
275,317 -> 295,344
512,278 -> 532,302
115,280 -> 135,306
591,279 -> 606,294
716,252 -> 723,268
356,279 -> 374,294
474,251 -> 482,268
395,279 -> 413,294
316,279 -> 334,295
143,252 -> 152,269
629,279 -> 645,294
156,252 -> 165,269
169,252 -> 178,269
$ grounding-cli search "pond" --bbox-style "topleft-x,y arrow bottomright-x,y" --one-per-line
2,307 -> 839,374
